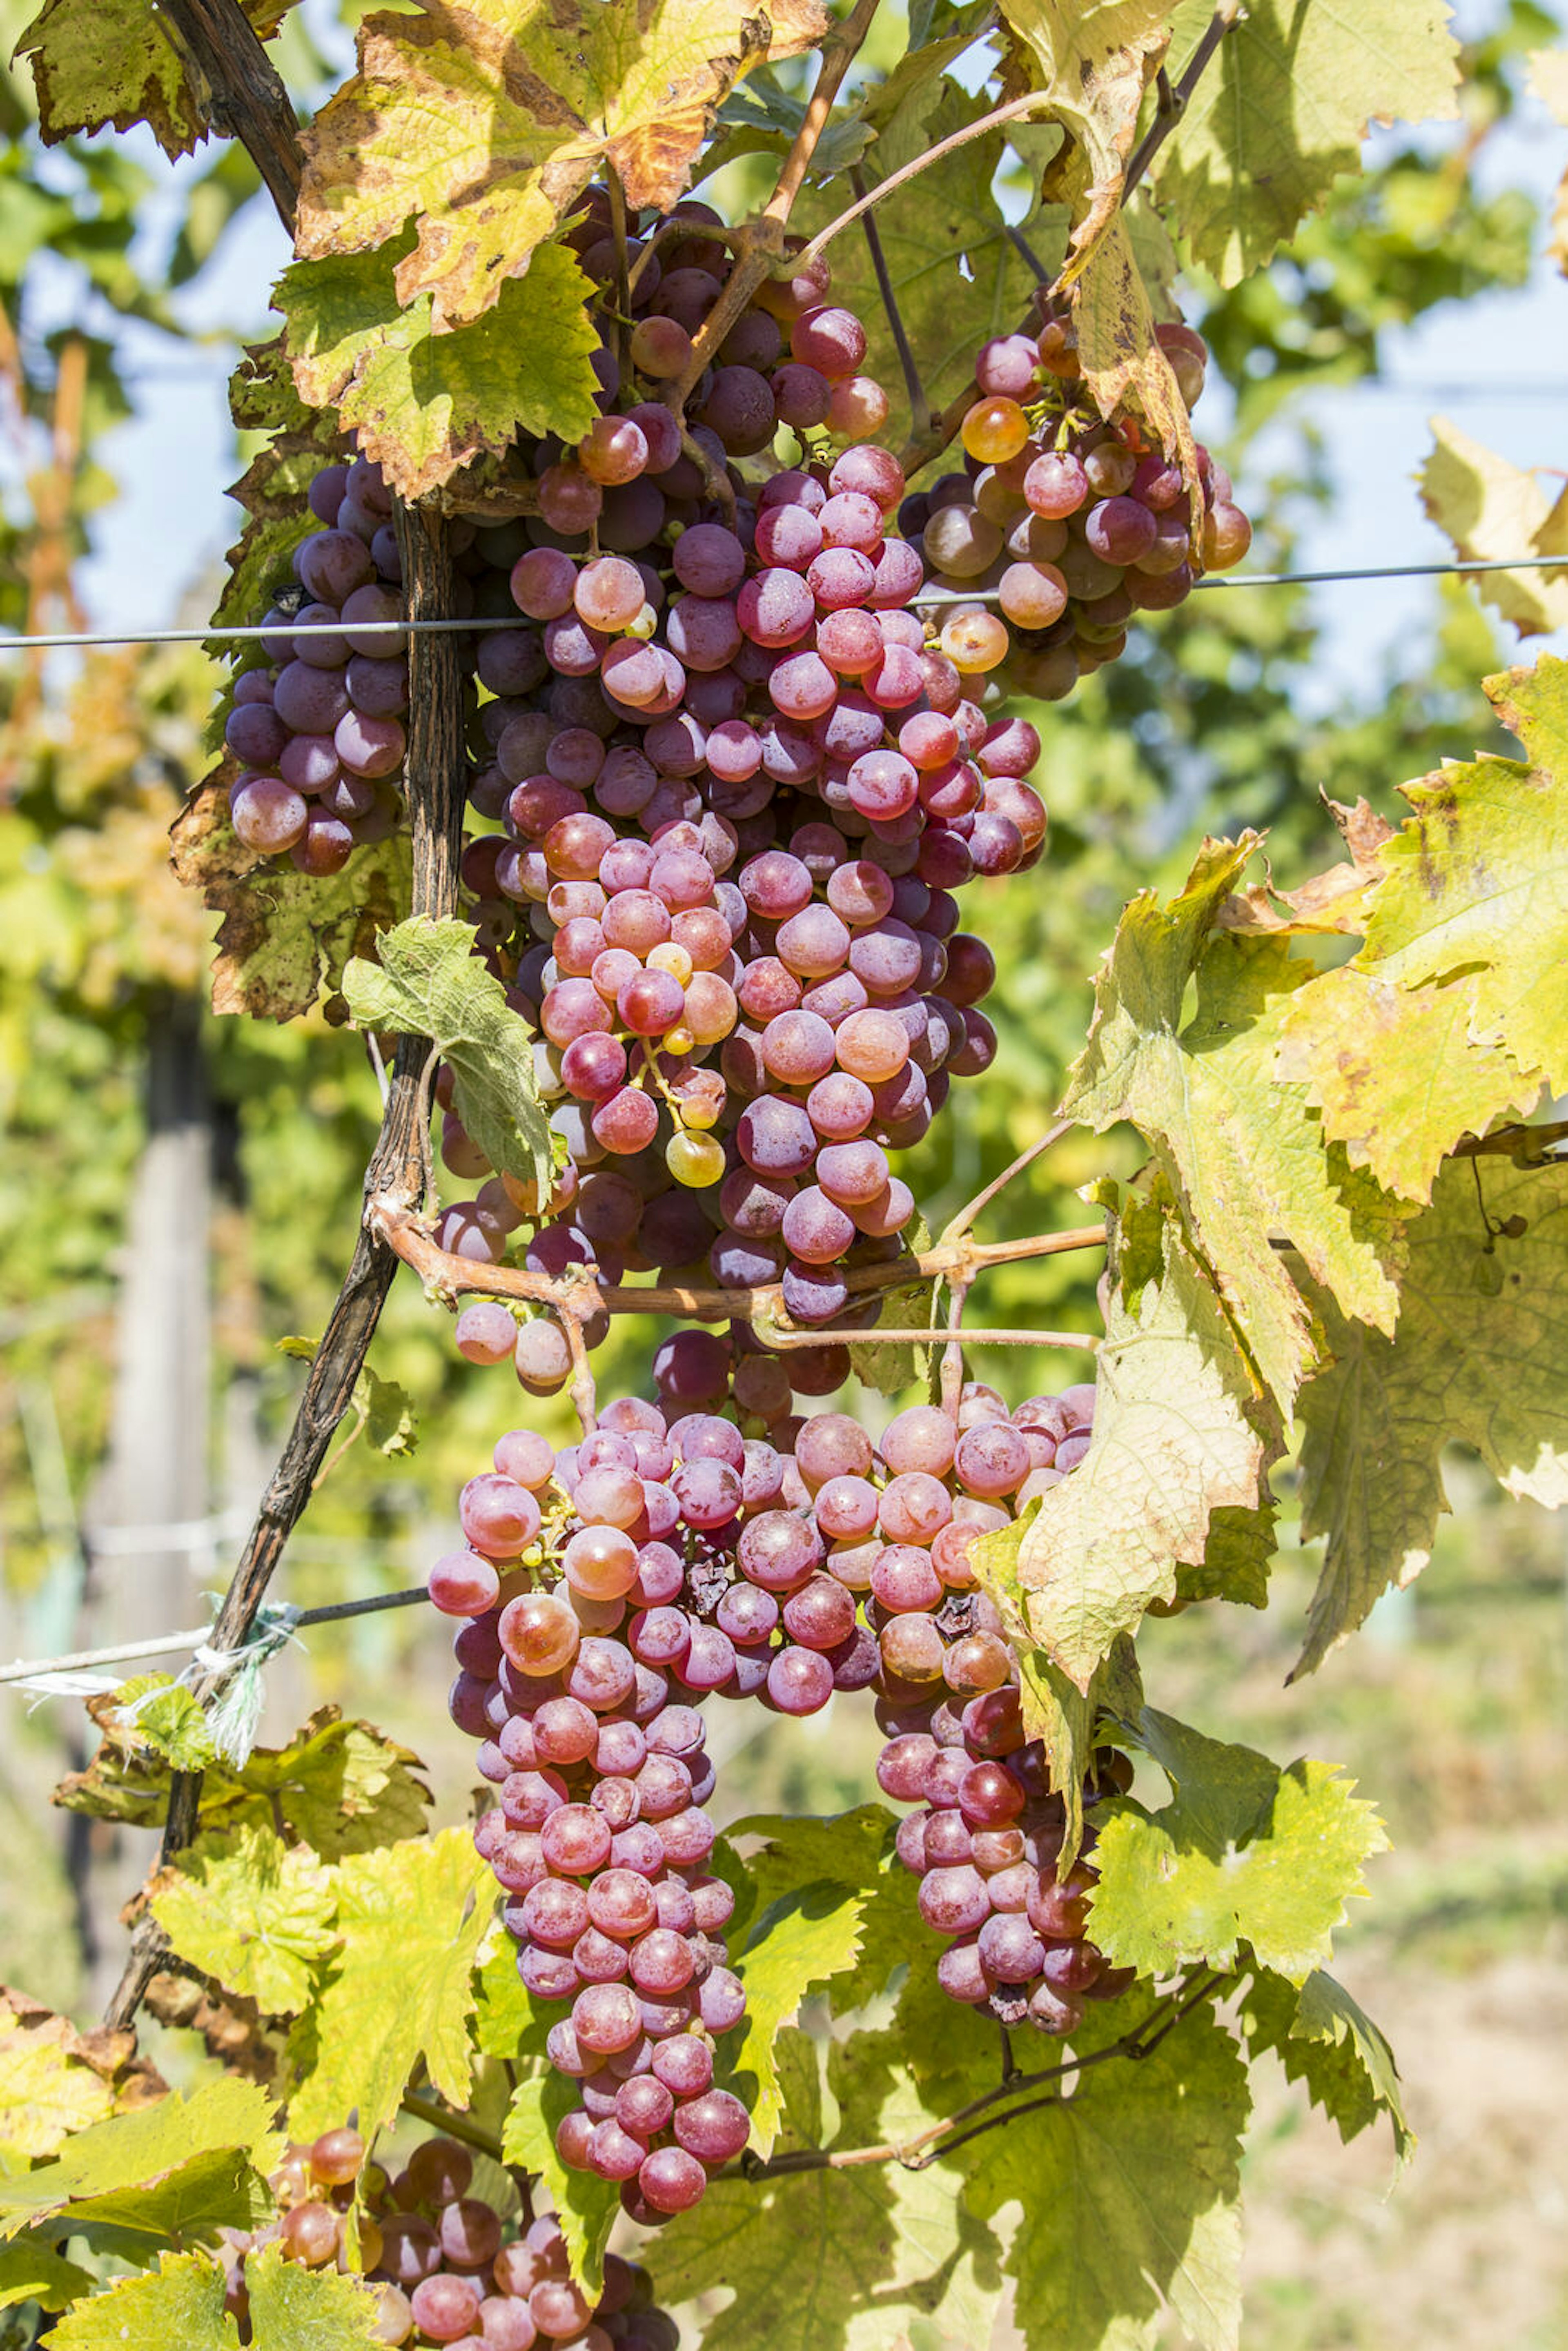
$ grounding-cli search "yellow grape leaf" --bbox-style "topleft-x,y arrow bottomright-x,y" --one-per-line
0,2014 -> 117,2165
1060,840 -> 1414,1411
1292,1158 -> 1568,1674
278,240 -> 601,502
16,0 -> 293,160
1218,797 -> 1396,939
1359,655 -> 1568,1096
282,1828 -> 490,2144
1419,417 -> 1568,637
1151,0 -> 1460,286
296,0 -> 827,331
996,0 -> 1171,281
1015,1188 -> 1278,1691
1275,967 -> 1539,1205
45,2253 -> 236,2351
150,1826 -> 337,2018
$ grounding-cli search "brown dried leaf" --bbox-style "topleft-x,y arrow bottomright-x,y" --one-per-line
1218,798 -> 1396,938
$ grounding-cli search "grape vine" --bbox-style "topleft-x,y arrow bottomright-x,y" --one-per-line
7,0 -> 1568,2346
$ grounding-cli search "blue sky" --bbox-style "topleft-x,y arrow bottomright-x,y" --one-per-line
49,1 -> 1568,707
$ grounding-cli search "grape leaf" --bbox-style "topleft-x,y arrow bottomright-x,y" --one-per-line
106,1676 -> 220,1772
1149,0 -> 1460,286
1060,839 -> 1414,1410
343,915 -> 556,1202
1240,1966 -> 1412,2164
278,241 -> 601,503
243,2242 -> 383,2347
149,1825 -> 337,2017
501,2014 -> 619,2298
35,2149 -> 272,2264
1219,795 -> 1396,941
170,773 -> 412,1024
1418,418 -> 1568,637
958,1997 -> 1248,2351
1087,1709 -> 1388,1984
645,2033 -> 998,2351
254,1710 -> 432,1857
1292,1156 -> 1568,1674
728,1886 -> 872,2160
1074,213 -> 1200,490
0,1990 -> 145,2163
0,2241 -> 95,2312
1355,656 -> 1568,1096
282,1828 -> 490,2145
45,2253 -> 235,2351
1012,1185 -> 1279,1691
296,0 -> 826,331
1274,966 -> 1539,1206
996,0 -> 1170,281
0,2079 -> 276,2240
793,84 -> 1055,439
15,0 -> 289,160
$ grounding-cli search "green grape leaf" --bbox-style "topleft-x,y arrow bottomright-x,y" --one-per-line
1418,417 -> 1568,637
356,1365 -> 418,1458
282,1828 -> 490,2145
1061,840 -> 1414,1410
1088,1709 -> 1388,1984
1240,1967 -> 1413,2165
0,2079 -> 277,2240
958,1997 -> 1248,2351
343,915 -> 555,1202
847,1278 -> 935,1400
471,1929 -> 531,2063
996,0 -> 1170,281
1355,656 -> 1568,1096
278,242 -> 601,504
45,2253 -> 236,2351
170,773 -> 412,1024
728,1886 -> 872,2160
38,2150 -> 272,2263
149,1825 -> 337,2017
1150,0 -> 1461,286
703,64 -> 874,181
243,2242 -> 384,2347
645,2033 -> 998,2351
0,2241 -> 96,2312
239,1706 -> 433,1859
1011,1187 -> 1280,1691
501,2017 -> 619,2299
107,1677 -> 220,1772
1292,1156 -> 1568,1673
793,84 -> 1056,440
295,0 -> 826,330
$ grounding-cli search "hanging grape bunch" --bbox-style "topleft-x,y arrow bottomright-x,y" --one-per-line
909,305 -> 1252,703
434,1371 -> 1139,2214
241,2123 -> 681,2345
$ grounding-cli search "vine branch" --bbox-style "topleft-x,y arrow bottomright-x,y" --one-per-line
102,2 -> 469,2034
791,91 -> 1056,275
1122,2 -> 1242,202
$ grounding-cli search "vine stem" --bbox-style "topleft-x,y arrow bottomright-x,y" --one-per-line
942,1115 -> 1077,1244
101,2 -> 469,2035
660,0 -> 883,410
791,91 -> 1056,275
1121,2 -> 1241,201
369,1197 -> 1109,1329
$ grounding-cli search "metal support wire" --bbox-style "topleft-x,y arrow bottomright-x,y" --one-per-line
0,1583 -> 431,1691
0,555 -> 1563,652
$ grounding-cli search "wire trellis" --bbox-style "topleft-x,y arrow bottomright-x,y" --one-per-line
0,554 -> 1562,653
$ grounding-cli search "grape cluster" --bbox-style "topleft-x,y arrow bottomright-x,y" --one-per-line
222,457 -> 408,870
436,1371 -> 1122,2206
440,1411 -> 754,2219
907,307 -> 1252,702
243,2124 -> 679,2347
